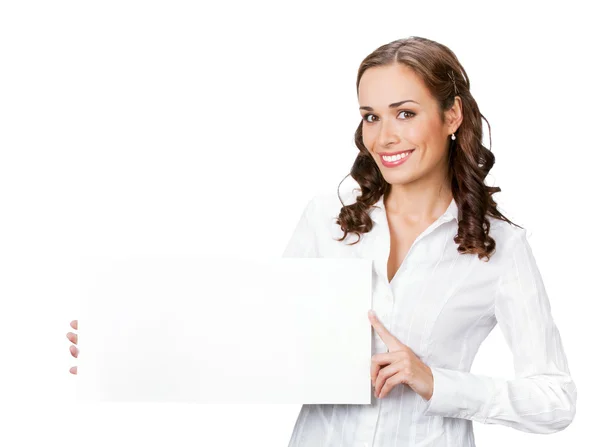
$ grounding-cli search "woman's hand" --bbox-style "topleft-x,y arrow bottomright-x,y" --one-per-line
66,320 -> 78,374
368,310 -> 433,401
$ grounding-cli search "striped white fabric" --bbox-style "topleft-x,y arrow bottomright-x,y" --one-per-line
282,188 -> 576,447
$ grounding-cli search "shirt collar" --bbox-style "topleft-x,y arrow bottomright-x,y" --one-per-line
369,194 -> 459,225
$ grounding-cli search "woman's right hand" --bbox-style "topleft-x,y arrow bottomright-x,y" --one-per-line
66,320 -> 78,374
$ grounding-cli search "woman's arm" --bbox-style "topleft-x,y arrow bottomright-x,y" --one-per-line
421,227 -> 577,434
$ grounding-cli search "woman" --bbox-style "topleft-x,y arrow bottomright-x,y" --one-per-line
280,36 -> 576,446
67,36 -> 577,446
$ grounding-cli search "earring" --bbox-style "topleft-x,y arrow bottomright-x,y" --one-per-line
451,133 -> 456,140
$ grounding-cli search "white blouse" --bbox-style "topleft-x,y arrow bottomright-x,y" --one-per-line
282,188 -> 576,447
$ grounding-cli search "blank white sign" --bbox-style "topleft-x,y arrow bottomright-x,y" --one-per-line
76,256 -> 373,404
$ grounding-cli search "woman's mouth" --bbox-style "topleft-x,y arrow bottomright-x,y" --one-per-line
379,149 -> 415,168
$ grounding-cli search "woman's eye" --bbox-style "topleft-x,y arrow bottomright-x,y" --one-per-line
362,110 -> 415,123
363,114 -> 376,123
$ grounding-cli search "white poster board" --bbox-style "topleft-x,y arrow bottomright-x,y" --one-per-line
76,256 -> 373,404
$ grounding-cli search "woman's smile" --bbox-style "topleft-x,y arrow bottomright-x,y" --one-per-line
379,149 -> 415,167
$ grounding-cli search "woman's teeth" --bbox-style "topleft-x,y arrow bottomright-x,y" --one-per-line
382,152 -> 410,162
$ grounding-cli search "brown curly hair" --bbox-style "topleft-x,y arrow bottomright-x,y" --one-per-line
335,36 -> 522,261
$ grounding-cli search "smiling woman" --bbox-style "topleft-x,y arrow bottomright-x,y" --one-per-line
283,35 -> 577,447
336,37 -> 515,263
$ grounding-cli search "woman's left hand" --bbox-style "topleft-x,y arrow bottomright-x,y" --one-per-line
368,310 -> 434,401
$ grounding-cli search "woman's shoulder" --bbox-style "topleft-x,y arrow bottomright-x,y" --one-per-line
308,187 -> 359,220
488,213 -> 530,255
302,187 -> 364,248
304,188 -> 365,253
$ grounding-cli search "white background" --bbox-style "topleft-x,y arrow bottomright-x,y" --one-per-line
0,0 -> 596,446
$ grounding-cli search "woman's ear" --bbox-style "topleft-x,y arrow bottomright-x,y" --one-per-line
446,96 -> 463,132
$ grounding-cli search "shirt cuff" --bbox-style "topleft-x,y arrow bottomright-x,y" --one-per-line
421,366 -> 495,422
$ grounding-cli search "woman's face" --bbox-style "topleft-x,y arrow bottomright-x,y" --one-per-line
357,63 -> 461,188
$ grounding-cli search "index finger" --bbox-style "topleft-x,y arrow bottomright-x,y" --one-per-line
368,310 -> 396,347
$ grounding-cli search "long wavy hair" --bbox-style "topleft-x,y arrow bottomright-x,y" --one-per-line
335,36 -> 522,261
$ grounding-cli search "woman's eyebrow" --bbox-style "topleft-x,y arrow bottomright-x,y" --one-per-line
359,99 -> 420,111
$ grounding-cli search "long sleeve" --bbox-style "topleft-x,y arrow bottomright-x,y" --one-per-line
422,227 -> 577,434
281,195 -> 320,259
